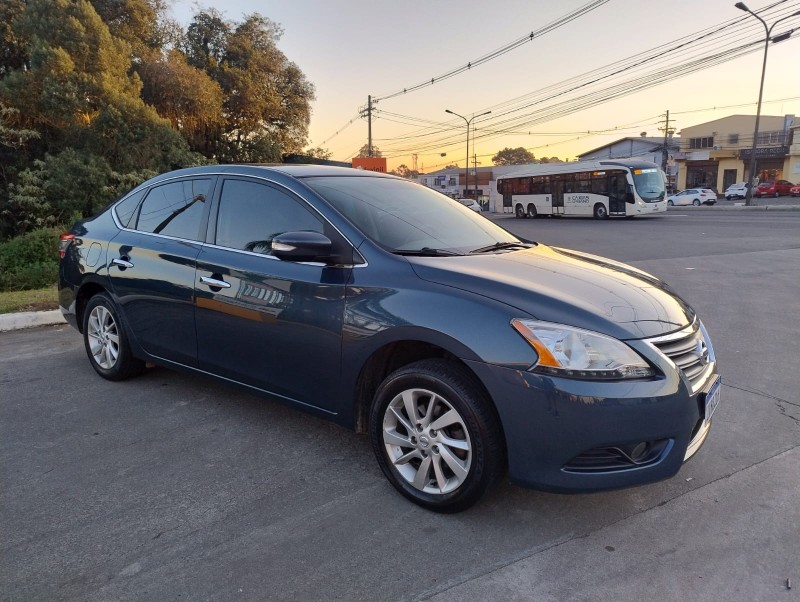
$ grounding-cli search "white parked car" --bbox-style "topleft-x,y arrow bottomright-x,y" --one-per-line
724,182 -> 749,200
666,189 -> 717,206
456,198 -> 482,212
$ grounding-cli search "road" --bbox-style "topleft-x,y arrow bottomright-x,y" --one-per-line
1,212 -> 799,601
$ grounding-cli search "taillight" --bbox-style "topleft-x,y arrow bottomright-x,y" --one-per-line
58,233 -> 74,259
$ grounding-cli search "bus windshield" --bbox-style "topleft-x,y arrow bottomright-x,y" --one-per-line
632,168 -> 665,202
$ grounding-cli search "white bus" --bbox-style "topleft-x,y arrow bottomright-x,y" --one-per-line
497,159 -> 668,219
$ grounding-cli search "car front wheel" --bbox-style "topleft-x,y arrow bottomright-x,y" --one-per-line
83,293 -> 145,381
369,359 -> 504,513
692,199 -> 701,206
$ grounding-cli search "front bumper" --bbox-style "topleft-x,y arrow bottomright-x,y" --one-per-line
466,355 -> 717,493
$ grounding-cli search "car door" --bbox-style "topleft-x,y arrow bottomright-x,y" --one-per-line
108,177 -> 215,367
194,177 -> 350,412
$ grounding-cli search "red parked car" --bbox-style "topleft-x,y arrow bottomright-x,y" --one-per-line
754,180 -> 794,197
790,184 -> 800,197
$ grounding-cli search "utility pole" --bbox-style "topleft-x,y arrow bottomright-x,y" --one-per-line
472,154 -> 481,199
658,110 -> 675,191
367,95 -> 373,157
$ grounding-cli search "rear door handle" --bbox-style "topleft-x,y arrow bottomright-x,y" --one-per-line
200,276 -> 231,289
112,258 -> 134,269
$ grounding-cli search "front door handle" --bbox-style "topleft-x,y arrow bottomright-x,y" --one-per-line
112,258 -> 134,269
200,275 -> 231,289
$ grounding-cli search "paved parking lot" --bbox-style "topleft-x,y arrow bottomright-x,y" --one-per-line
2,212 -> 799,601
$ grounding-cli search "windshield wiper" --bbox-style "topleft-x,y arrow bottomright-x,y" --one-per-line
394,247 -> 463,257
470,241 -> 531,254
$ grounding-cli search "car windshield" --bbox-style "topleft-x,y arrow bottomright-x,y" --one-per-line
304,176 -> 520,254
632,168 -> 666,201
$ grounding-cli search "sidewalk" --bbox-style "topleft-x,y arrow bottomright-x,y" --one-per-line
0,309 -> 65,333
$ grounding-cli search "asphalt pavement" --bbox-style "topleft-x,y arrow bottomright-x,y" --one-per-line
1,211 -> 799,601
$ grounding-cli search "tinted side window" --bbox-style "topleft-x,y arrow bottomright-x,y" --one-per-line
114,188 -> 146,228
136,179 -> 212,240
215,179 -> 323,255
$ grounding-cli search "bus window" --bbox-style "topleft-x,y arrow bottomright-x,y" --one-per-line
591,174 -> 608,195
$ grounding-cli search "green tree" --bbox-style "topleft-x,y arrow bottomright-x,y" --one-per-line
492,147 -> 535,166
0,0 -> 28,78
304,147 -> 332,160
0,0 -> 202,237
356,144 -> 382,158
391,164 -> 419,179
183,10 -> 315,162
88,0 -> 177,64
139,49 -> 224,155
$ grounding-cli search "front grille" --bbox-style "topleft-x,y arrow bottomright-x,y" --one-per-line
648,322 -> 712,391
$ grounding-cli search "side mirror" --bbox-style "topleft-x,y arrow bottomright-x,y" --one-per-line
625,191 -> 635,204
271,231 -> 332,262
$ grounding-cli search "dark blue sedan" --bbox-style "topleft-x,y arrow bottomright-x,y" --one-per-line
59,165 -> 720,512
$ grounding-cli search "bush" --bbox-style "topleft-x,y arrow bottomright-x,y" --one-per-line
0,228 -> 61,291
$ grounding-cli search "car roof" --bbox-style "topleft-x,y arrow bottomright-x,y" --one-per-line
139,164 -> 399,188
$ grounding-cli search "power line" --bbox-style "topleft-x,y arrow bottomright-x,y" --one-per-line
373,4 -> 800,159
372,0 -> 612,101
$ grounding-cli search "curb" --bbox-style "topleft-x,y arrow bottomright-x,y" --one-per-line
0,310 -> 66,333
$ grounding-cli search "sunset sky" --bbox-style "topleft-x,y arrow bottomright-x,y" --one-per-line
169,0 -> 800,172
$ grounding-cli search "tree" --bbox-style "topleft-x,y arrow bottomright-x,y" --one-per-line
89,0 -> 178,64
444,163 -> 458,169
391,164 -> 419,179
0,0 -> 203,237
492,147 -> 535,166
304,147 -> 332,160
183,10 -> 315,162
139,49 -> 224,154
0,0 -> 28,78
538,156 -> 562,164
356,144 -> 381,158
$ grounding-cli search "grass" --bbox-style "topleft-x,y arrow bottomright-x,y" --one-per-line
0,285 -> 59,314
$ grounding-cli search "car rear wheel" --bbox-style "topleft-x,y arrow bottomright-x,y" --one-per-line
667,200 -> 674,206
83,293 -> 145,381
515,204 -> 525,218
369,359 -> 504,513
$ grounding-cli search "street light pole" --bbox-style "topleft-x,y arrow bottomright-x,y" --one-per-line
445,109 -> 491,197
735,3 -> 800,205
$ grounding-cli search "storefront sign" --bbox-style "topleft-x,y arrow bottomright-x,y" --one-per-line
686,151 -> 710,161
739,146 -> 789,160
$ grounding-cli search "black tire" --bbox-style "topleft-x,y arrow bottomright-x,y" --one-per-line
593,203 -> 608,219
667,200 -> 674,206
83,292 -> 145,381
526,204 -> 537,218
369,359 -> 504,513
692,199 -> 700,206
515,203 -> 525,218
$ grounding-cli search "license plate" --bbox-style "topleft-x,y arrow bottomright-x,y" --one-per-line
704,377 -> 721,422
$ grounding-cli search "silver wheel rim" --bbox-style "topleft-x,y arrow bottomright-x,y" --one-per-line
382,388 -> 472,495
87,305 -> 120,370
597,206 -> 607,217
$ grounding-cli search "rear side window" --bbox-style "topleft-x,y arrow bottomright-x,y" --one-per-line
135,179 -> 212,240
114,189 -> 146,228
215,179 -> 323,255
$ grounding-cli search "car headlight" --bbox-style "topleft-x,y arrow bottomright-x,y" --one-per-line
511,319 -> 655,380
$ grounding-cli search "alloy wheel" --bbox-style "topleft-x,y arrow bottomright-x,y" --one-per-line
382,388 -> 472,495
87,305 -> 120,370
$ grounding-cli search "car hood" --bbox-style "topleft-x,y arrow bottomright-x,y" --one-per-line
409,244 -> 695,339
